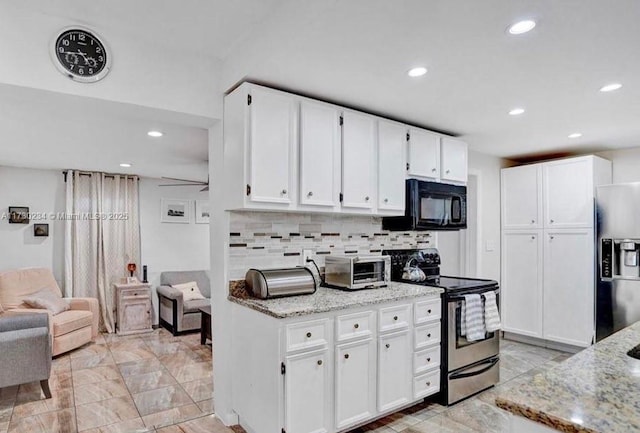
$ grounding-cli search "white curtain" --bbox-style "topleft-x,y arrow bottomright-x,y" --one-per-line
64,170 -> 141,333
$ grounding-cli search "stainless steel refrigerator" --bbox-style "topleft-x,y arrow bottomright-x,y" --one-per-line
596,182 -> 640,340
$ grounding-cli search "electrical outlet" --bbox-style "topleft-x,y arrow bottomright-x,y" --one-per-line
302,249 -> 313,265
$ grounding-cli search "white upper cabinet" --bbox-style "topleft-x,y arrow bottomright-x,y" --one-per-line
342,111 -> 376,209
441,138 -> 468,183
248,86 -> 296,205
407,128 -> 440,180
377,120 -> 407,213
299,100 -> 341,208
502,165 -> 543,229
543,158 -> 595,229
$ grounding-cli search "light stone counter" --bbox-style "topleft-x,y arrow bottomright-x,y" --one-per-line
228,281 -> 443,319
496,321 -> 640,433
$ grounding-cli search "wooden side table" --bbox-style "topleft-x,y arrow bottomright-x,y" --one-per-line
114,282 -> 153,335
200,306 -> 212,345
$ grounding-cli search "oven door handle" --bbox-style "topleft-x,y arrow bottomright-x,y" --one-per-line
448,290 -> 500,303
449,357 -> 499,380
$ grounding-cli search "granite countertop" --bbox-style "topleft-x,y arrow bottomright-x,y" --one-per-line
228,281 -> 443,319
496,321 -> 640,433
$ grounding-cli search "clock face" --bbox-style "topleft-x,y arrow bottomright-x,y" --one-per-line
54,28 -> 110,82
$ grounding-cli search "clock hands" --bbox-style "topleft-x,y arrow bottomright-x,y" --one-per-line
62,50 -> 98,67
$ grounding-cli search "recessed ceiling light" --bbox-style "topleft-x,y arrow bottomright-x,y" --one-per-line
509,108 -> 525,116
508,19 -> 536,35
147,130 -> 163,137
599,83 -> 622,92
119,163 -> 132,168
568,133 -> 583,139
407,67 -> 427,77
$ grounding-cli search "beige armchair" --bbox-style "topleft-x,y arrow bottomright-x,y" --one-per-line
0,268 -> 99,356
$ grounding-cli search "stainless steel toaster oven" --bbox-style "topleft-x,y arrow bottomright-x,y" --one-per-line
324,255 -> 390,290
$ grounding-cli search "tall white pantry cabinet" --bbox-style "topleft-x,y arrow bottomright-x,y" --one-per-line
501,156 -> 611,348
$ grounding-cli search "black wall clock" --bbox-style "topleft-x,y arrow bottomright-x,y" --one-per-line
52,27 -> 111,82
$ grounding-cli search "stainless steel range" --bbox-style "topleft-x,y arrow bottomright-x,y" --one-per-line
384,248 -> 500,405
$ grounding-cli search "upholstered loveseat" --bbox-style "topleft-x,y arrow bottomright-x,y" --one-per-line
157,270 -> 210,335
0,268 -> 99,356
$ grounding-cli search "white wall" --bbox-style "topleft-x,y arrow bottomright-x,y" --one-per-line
437,150 -> 510,283
139,179 -> 210,323
0,3 -> 222,119
0,166 -> 65,284
597,146 -> 640,183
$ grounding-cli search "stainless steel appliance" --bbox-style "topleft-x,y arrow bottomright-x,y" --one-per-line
597,182 -> 640,340
384,248 -> 500,405
382,180 -> 467,231
245,267 -> 317,299
324,255 -> 390,290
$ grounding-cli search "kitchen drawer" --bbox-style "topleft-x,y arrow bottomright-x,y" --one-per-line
336,311 -> 374,342
414,345 -> 441,375
414,298 -> 441,324
414,322 -> 441,350
286,319 -> 330,353
379,304 -> 411,333
414,369 -> 440,399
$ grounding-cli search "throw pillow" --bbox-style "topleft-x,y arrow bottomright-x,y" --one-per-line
22,288 -> 70,315
172,281 -> 206,302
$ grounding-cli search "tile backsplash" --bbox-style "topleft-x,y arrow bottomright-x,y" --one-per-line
228,211 -> 436,280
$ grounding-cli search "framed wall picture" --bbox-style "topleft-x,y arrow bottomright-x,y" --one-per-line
8,207 -> 29,224
34,224 -> 49,237
195,200 -> 210,224
160,199 -> 191,223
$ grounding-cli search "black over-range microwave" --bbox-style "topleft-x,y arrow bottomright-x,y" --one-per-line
382,179 -> 467,231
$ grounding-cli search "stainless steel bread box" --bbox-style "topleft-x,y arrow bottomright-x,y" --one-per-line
245,267 -> 317,299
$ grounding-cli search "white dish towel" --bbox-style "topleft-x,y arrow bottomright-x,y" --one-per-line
483,291 -> 501,332
463,294 -> 486,341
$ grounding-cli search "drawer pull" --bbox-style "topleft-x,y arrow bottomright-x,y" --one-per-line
427,309 -> 432,314
317,360 -> 323,366
427,357 -> 431,362
427,333 -> 432,338
385,343 -> 390,349
306,332 -> 312,338
282,189 -> 288,195
354,323 -> 359,329
344,354 -> 350,360
426,381 -> 431,386
393,316 -> 398,321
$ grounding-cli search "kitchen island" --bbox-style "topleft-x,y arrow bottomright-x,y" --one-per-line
496,321 -> 640,433
228,281 -> 444,433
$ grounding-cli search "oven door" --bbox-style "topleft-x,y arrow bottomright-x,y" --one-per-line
447,295 -> 500,371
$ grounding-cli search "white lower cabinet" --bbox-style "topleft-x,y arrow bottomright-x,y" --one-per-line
335,339 -> 376,430
378,331 -> 412,412
231,295 -> 442,433
285,349 -> 331,433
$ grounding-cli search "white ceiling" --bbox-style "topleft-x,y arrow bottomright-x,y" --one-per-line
1,0 -> 639,177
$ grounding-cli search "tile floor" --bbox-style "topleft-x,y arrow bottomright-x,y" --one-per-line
0,330 -> 570,433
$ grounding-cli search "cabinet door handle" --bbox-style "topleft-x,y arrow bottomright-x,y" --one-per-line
353,323 -> 359,329
282,189 -> 288,195
446,169 -> 450,174
307,191 -> 313,197
393,316 -> 398,321
385,343 -> 390,349
550,219 -> 554,223
306,332 -> 312,338
432,168 -> 437,172
365,196 -> 370,201
384,198 -> 389,203
317,360 -> 323,366
344,354 -> 350,360
531,236 -> 536,240
531,219 -> 535,224
550,235 -> 555,240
